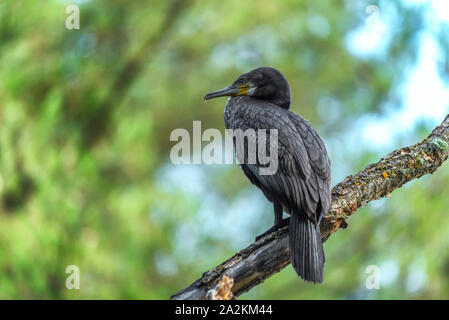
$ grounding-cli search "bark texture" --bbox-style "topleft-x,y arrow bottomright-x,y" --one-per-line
171,114 -> 449,300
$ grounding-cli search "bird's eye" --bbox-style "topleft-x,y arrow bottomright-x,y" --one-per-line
234,78 -> 243,86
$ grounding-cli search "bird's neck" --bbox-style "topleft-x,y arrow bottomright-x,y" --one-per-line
230,96 -> 290,110
268,97 -> 290,110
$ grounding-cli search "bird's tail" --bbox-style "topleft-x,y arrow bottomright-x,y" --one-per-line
289,212 -> 325,283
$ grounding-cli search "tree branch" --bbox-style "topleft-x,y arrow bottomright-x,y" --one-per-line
171,114 -> 449,300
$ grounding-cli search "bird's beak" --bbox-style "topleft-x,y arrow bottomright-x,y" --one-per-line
204,84 -> 248,101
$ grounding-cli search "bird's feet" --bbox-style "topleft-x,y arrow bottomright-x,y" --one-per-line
255,217 -> 290,241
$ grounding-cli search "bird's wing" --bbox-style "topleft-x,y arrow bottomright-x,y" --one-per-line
287,113 -> 330,182
230,101 -> 328,222
287,112 -> 332,221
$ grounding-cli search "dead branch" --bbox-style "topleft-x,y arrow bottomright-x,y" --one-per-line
172,114 -> 449,300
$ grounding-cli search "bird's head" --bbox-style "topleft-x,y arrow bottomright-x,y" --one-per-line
204,67 -> 291,109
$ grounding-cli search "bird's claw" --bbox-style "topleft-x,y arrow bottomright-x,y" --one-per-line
255,217 -> 290,241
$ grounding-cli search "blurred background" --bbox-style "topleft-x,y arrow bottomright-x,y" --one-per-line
1,0 -> 449,299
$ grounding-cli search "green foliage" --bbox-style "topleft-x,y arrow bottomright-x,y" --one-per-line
0,0 -> 448,299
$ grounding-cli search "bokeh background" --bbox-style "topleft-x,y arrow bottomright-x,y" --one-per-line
1,0 -> 449,299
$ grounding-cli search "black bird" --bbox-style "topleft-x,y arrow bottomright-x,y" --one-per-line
204,67 -> 331,283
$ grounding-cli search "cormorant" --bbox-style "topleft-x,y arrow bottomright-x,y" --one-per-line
204,67 -> 331,283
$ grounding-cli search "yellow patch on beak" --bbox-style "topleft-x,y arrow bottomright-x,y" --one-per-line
235,84 -> 249,96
